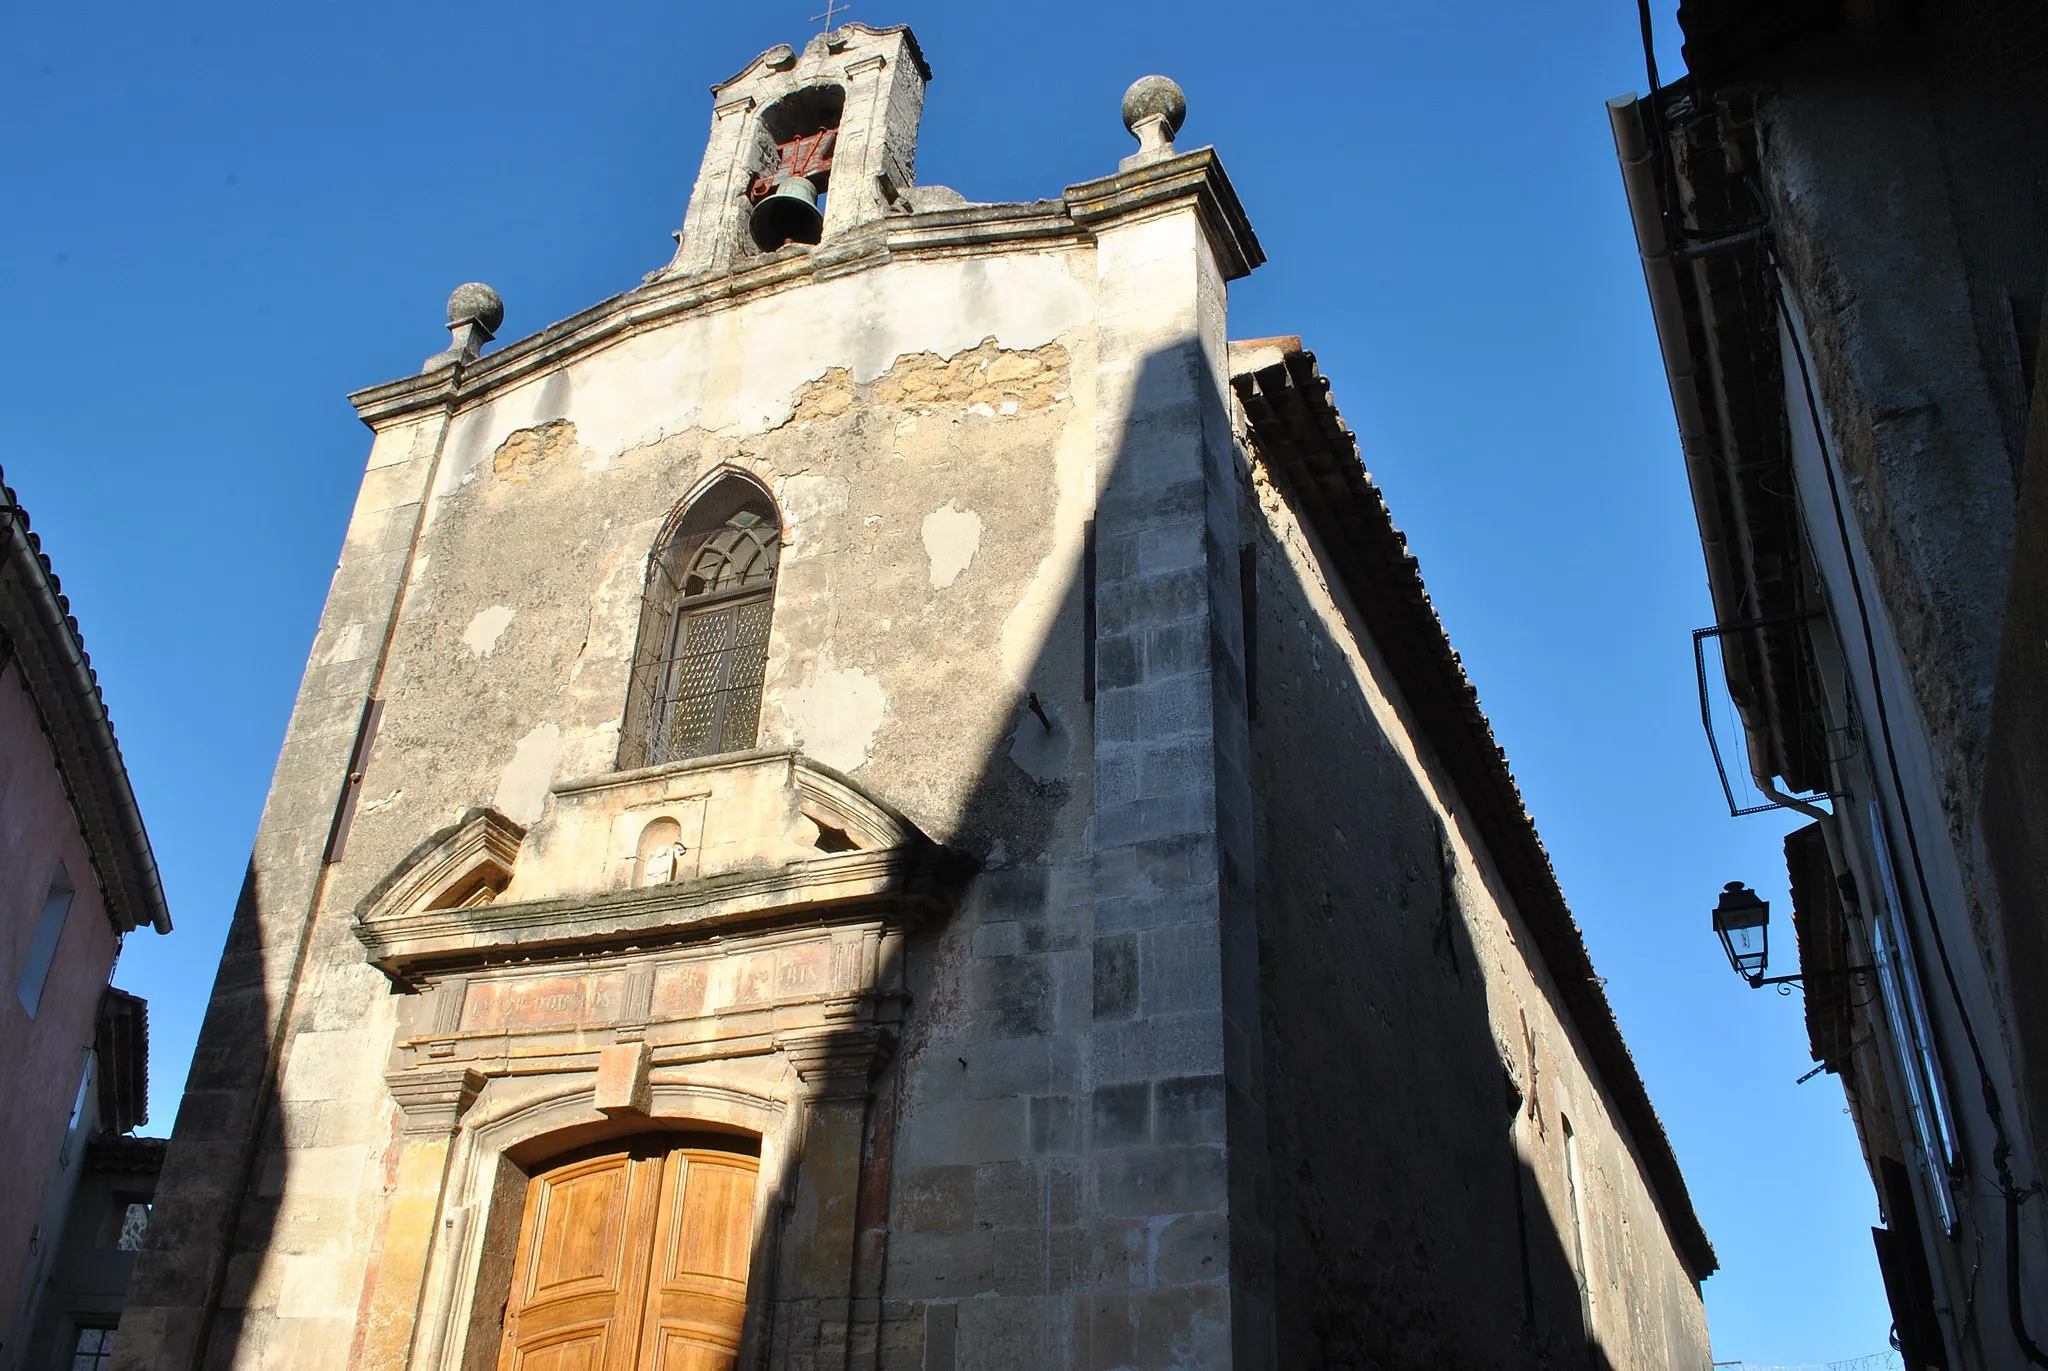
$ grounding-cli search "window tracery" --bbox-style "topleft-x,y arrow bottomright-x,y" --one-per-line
621,479 -> 782,769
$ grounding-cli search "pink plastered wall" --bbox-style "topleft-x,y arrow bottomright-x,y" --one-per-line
0,662 -> 118,1317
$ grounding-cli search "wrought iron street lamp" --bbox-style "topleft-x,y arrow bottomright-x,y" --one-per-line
1713,880 -> 1778,986
1711,878 -> 1875,993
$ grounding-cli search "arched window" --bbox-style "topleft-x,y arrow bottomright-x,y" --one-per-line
621,478 -> 781,769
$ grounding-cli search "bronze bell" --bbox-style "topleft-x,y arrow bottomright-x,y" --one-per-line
749,175 -> 824,251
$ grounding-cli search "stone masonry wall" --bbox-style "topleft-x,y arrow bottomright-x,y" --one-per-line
120,160 -> 1708,1371
873,205 -> 1272,1371
1243,458 -> 1711,1370
121,244 -> 1111,1369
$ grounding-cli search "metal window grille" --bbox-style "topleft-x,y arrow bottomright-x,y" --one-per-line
627,495 -> 779,768
654,596 -> 773,763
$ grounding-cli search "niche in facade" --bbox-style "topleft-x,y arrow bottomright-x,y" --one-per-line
746,85 -> 844,251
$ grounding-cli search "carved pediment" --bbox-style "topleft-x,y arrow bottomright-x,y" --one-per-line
355,808 -> 526,932
353,750 -> 970,989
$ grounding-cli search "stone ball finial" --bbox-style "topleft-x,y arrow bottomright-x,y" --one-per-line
446,282 -> 505,334
1121,75 -> 1187,139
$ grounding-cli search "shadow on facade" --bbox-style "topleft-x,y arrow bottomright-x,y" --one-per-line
122,337 -> 1665,1371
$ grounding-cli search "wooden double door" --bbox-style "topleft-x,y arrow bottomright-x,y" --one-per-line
497,1140 -> 759,1371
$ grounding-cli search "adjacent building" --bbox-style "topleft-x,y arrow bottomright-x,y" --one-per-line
2,470 -> 172,1369
123,25 -> 1714,1369
1610,2 -> 2048,1366
14,993 -> 167,1371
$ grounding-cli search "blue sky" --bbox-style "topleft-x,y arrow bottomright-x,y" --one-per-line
0,0 -> 1890,1362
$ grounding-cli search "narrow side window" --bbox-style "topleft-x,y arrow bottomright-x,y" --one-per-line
17,864 -> 76,1017
1238,542 -> 1258,721
1082,519 -> 1097,704
1562,1115 -> 1592,1335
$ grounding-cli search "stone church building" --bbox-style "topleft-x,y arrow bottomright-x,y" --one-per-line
118,24 -> 1714,1371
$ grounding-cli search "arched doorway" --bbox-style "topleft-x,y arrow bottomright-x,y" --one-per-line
496,1137 -> 758,1371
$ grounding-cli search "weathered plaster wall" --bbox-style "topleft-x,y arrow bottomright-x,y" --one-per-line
1243,462 -> 1711,1370
125,140 -> 1708,1371
365,253 -> 1097,868
0,663 -> 119,1352
1781,295 -> 2048,1366
131,246 -> 1107,1370
1762,79 -> 2019,868
1761,73 -> 2048,1360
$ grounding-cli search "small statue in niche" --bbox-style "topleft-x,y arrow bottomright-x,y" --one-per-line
635,816 -> 688,888
642,842 -> 688,886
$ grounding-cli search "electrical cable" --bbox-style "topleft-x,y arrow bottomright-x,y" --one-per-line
1773,257 -> 2048,1367
1633,0 -> 1674,229
1635,0 -> 1662,104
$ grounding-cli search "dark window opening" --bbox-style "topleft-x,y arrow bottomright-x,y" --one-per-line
72,1326 -> 118,1371
810,818 -> 859,853
1239,542 -> 1258,721
16,865 -> 74,1018
1082,520 -> 1097,704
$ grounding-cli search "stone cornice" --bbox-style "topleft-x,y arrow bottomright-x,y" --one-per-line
777,1023 -> 894,1098
347,149 -> 1260,432
711,23 -> 931,92
354,842 -> 971,990
1063,146 -> 1264,282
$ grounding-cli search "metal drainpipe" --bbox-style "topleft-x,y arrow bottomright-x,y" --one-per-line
0,498 -> 171,935
1608,92 -> 1780,796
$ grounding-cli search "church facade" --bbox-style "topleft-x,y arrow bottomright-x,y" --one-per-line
119,25 -> 1713,1371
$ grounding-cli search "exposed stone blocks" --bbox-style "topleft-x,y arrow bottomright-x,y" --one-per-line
114,79 -> 1713,1368
1076,200 -> 1271,1369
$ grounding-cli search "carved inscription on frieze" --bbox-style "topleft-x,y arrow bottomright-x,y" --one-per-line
777,944 -> 829,999
460,971 -> 629,1033
645,943 -> 832,1021
651,962 -> 709,1019
452,935 -> 861,1039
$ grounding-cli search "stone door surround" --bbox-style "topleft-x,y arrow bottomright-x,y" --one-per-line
347,750 -> 972,1370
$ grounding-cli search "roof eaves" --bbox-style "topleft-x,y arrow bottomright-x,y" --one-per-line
1229,343 -> 1717,1281
0,468 -> 171,936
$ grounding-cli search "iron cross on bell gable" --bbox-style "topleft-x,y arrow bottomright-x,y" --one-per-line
811,0 -> 848,31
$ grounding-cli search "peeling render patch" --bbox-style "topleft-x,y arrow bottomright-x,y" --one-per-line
775,655 -> 887,773
437,255 -> 1094,472
787,339 -> 1070,427
782,471 -> 852,528
568,555 -> 646,684
921,503 -> 983,589
314,622 -> 366,667
463,606 -> 517,657
1008,698 -> 1072,783
359,788 -> 403,817
492,722 -> 562,825
492,420 -> 580,483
